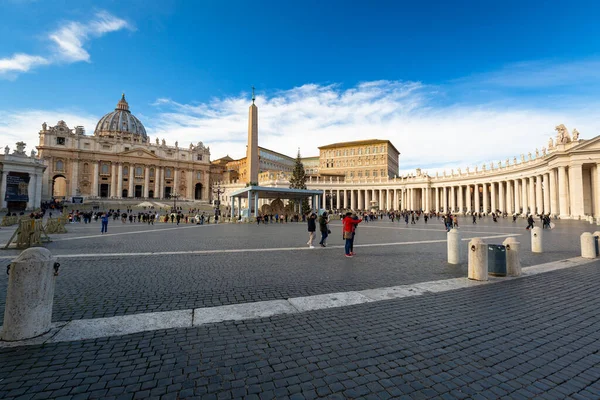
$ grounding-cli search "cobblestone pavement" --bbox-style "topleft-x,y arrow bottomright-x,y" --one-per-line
0,217 -> 594,322
1,261 -> 600,399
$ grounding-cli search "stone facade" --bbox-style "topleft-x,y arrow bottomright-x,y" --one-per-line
36,96 -> 211,202
0,142 -> 46,210
318,139 -> 400,179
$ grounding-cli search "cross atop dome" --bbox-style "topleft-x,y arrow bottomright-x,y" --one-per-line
116,93 -> 130,112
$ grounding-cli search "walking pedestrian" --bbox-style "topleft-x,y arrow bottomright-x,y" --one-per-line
101,212 -> 109,234
307,212 -> 317,248
526,214 -> 535,230
318,212 -> 329,247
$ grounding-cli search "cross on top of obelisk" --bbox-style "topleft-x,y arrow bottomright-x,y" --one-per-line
251,86 -> 255,104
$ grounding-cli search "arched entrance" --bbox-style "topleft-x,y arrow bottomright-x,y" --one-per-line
135,185 -> 143,198
149,190 -> 154,199
122,189 -> 128,198
100,184 -> 109,198
195,183 -> 202,200
52,175 -> 67,199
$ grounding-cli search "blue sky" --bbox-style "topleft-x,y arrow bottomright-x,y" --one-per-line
1,0 -> 600,173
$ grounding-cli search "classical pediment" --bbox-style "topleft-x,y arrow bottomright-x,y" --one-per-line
569,135 -> 600,153
119,148 -> 162,159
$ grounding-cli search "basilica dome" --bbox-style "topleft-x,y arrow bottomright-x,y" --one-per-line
94,94 -> 147,142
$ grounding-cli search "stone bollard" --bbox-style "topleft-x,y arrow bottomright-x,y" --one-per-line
503,237 -> 521,276
1,248 -> 59,341
468,238 -> 488,281
447,228 -> 461,264
531,227 -> 543,253
580,232 -> 597,259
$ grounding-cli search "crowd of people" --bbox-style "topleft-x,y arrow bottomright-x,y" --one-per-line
304,208 -> 556,257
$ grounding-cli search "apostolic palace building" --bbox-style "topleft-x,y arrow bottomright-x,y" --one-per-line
1,92 -> 600,221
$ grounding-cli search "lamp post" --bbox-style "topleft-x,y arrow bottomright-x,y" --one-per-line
170,192 -> 181,211
212,182 -> 224,218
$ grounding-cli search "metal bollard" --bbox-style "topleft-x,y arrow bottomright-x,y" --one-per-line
531,226 -> 543,253
468,238 -> 488,281
1,248 -> 59,341
447,228 -> 461,264
503,237 -> 521,276
580,232 -> 597,259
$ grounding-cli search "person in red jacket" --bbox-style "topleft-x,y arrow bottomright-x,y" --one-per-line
342,212 -> 362,257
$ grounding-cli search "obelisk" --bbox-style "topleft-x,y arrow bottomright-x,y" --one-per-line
247,87 -> 259,184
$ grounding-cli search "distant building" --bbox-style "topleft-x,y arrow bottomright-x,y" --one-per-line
317,139 -> 400,179
36,94 -> 211,202
0,142 -> 46,211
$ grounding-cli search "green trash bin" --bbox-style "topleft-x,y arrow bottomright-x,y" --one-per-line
488,244 -> 507,276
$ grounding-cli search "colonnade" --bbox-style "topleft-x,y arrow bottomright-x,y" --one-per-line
311,164 -> 599,218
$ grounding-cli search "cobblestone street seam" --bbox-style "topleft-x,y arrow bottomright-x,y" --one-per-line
0,256 -> 591,347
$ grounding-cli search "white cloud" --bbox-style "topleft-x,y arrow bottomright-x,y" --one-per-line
0,11 -> 131,78
0,53 -> 49,76
147,81 -> 600,175
0,110 -> 98,152
2,80 -> 600,178
49,11 -> 131,63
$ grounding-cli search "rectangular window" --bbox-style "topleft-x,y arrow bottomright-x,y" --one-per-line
56,137 -> 65,145
197,154 -> 203,161
124,147 -> 130,151
373,171 -> 378,177
365,171 -> 369,177
103,145 -> 111,150
84,143 -> 90,149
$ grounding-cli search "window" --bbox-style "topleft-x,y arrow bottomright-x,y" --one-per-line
83,163 -> 89,173
181,154 -> 186,159
196,171 -> 202,180
123,166 -> 129,176
101,164 -> 109,174
366,147 -> 370,154
165,168 -> 172,178
381,169 -> 385,176
56,137 -> 65,145
365,171 -> 370,177
124,147 -> 130,151
358,148 -> 362,155
84,143 -> 90,149
351,149 -> 355,155
197,154 -> 203,161
358,171 -> 362,177
373,170 -> 378,177
344,150 -> 348,156
373,147 -> 377,154
55,160 -> 64,171
150,168 -> 155,177
135,167 -> 143,177
151,150 -> 155,154
103,145 -> 111,150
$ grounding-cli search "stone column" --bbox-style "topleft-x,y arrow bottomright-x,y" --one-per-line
144,166 -> 150,198
466,185 -> 472,213
474,184 -> 480,213
490,182 -> 496,213
498,181 -> 504,213
558,166 -> 569,217
323,189 -> 327,209
521,178 -> 528,214
128,166 -> 134,198
443,187 -> 448,212
535,175 -> 543,214
506,181 -> 513,214
27,173 -> 36,209
425,187 -> 430,212
364,189 -> 370,210
174,169 -> 179,196
450,186 -> 455,212
155,167 -> 161,199
393,189 -> 398,211
71,160 -> 79,197
569,164 -> 584,218
513,179 -> 520,214
117,163 -> 123,199
483,183 -> 488,213
186,170 -> 193,200
336,189 -> 340,209
110,164 -> 117,197
595,166 -> 600,218
92,162 -> 99,197
529,177 -> 536,214
543,173 -> 550,215
456,186 -> 462,213
550,168 -> 558,216
349,189 -> 354,210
